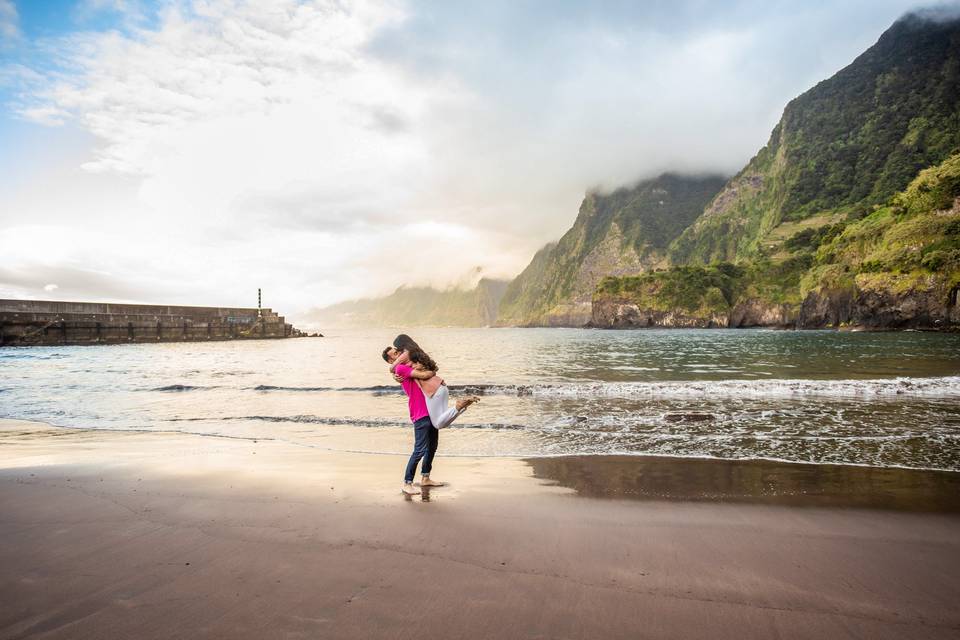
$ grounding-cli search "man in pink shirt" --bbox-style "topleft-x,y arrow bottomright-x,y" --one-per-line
383,347 -> 442,495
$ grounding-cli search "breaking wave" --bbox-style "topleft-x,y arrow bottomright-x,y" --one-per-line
445,376 -> 960,399
173,376 -> 960,399
150,384 -> 212,392
167,414 -> 526,430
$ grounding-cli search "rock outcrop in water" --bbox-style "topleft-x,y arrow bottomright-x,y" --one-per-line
590,299 -> 728,329
590,280 -> 799,329
797,274 -> 960,330
728,299 -> 797,328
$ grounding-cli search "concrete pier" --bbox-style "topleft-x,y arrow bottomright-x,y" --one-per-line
0,299 -> 306,346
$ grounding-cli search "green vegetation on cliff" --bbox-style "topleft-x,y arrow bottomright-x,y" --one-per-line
590,12 -> 960,329
597,263 -> 745,315
595,151 -> 960,327
496,173 -> 726,326
595,254 -> 810,316
669,13 -> 960,265
803,151 -> 960,297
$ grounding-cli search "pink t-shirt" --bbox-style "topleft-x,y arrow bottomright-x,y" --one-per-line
394,364 -> 430,423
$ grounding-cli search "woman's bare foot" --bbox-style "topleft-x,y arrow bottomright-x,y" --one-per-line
421,476 -> 445,487
456,396 -> 480,411
402,483 -> 420,495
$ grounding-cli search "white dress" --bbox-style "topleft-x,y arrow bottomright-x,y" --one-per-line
423,384 -> 461,429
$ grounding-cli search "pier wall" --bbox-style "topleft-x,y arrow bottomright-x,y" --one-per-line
0,299 -> 304,346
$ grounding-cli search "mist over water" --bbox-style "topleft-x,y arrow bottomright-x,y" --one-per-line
2,328 -> 959,470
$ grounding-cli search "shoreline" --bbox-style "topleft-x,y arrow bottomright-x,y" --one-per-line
582,325 -> 960,332
2,419 -> 960,638
7,325 -> 957,338
11,415 -> 960,477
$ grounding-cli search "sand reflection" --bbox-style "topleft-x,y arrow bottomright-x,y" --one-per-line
526,455 -> 960,512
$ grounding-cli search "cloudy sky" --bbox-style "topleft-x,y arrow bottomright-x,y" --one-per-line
0,0 -> 933,318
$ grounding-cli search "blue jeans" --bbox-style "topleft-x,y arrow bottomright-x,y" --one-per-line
404,416 -> 437,483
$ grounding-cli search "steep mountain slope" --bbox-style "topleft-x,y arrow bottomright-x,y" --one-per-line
592,11 -> 960,330
593,152 -> 960,329
305,278 -> 509,328
798,151 -> 960,328
495,173 -> 727,326
669,12 -> 960,265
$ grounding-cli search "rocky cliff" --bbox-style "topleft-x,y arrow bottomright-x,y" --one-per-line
797,278 -> 960,330
591,297 -> 797,330
590,299 -> 729,329
593,152 -> 960,330
495,173 -> 726,326
669,12 -> 960,266
591,12 -> 960,331
795,153 -> 960,330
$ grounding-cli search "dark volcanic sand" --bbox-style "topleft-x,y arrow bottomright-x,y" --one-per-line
1,420 -> 959,639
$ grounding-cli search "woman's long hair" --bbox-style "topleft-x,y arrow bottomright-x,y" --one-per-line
393,334 -> 438,372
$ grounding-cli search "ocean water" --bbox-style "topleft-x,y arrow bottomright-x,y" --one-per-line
2,328 -> 960,470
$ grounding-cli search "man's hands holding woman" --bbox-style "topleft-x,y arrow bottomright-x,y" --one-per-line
391,350 -> 435,383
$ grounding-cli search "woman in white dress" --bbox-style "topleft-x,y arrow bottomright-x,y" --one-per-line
382,342 -> 478,428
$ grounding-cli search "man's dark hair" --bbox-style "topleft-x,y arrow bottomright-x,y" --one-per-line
381,346 -> 392,363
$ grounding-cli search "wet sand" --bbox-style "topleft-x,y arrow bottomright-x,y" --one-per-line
1,419 -> 959,639
528,453 -> 960,511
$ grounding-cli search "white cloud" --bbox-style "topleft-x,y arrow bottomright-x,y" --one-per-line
3,0 -> 530,314
18,105 -> 70,126
1,0 -> 930,316
0,0 -> 19,42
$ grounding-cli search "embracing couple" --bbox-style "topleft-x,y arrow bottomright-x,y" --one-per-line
381,334 -> 479,495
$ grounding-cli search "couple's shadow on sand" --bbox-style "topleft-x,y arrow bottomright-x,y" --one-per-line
402,482 -> 448,502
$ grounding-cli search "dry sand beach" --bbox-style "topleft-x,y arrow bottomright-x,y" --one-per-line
1,418 -> 959,639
